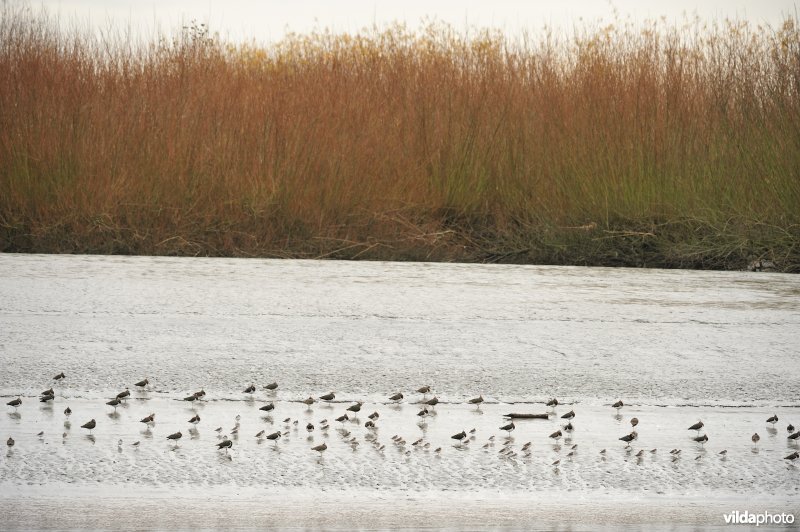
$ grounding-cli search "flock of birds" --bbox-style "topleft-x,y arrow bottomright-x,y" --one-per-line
4,373 -> 800,466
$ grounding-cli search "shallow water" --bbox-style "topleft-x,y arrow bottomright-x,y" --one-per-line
0,254 -> 799,528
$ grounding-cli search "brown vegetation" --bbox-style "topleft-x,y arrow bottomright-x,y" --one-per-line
1,6 -> 798,270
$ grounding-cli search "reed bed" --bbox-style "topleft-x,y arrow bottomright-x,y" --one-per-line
1,5 -> 798,270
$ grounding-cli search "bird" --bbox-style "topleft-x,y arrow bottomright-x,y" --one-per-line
346,402 -> 363,415
788,424 -> 795,433
194,390 -> 206,399
416,386 -> 431,395
693,434 -> 708,445
785,451 -> 799,461
306,423 -> 314,433
389,392 -> 403,402
767,414 -> 778,425
425,397 -> 439,408
336,414 -> 349,423
7,437 -> 14,447
319,392 -> 335,402
752,433 -> 760,446
688,420 -> 704,432
552,459 -> 560,466
255,430 -> 265,438
451,430 -> 467,441
140,413 -> 155,424
217,439 -> 233,451
630,417 -> 639,428
265,382 -> 278,391
549,430 -> 562,441
64,406 -> 71,417
259,403 -> 275,412
81,419 -> 96,433
635,450 -> 644,457
788,431 -> 800,441
612,400 -> 623,409
53,372 -> 66,381
546,398 -> 558,408
302,397 -> 315,407
499,422 -> 515,434
417,408 -> 429,418
243,384 -> 256,394
116,388 -> 130,401
266,431 -> 282,444
131,441 -> 140,447
106,398 -> 122,410
468,395 -> 484,408
563,422 -> 574,432
561,410 -> 575,421
311,442 -> 327,454
41,388 -> 54,397
364,420 -> 375,429
134,378 -> 149,388
599,449 -> 607,455
619,433 -> 636,446
183,394 -> 199,402
368,411 -> 380,421
6,397 -> 21,410
39,395 -> 54,403
719,450 -> 727,456
167,431 -> 182,443
189,414 -> 200,425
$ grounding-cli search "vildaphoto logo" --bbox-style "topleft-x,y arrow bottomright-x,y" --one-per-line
723,511 -> 795,526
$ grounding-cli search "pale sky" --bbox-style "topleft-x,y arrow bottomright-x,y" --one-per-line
39,0 -> 799,43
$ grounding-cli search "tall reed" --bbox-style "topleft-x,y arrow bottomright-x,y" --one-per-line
1,5 -> 798,269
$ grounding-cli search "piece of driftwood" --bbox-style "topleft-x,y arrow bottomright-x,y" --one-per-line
503,413 -> 550,419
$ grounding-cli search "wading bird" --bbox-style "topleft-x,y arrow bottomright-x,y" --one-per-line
500,422 -> 515,434
81,419 -> 96,434
468,395 -> 484,409
312,442 -> 327,455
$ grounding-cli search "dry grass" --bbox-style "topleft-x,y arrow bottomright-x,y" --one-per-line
1,5 -> 798,270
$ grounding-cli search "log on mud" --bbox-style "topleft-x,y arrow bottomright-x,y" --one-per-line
503,413 -> 550,419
